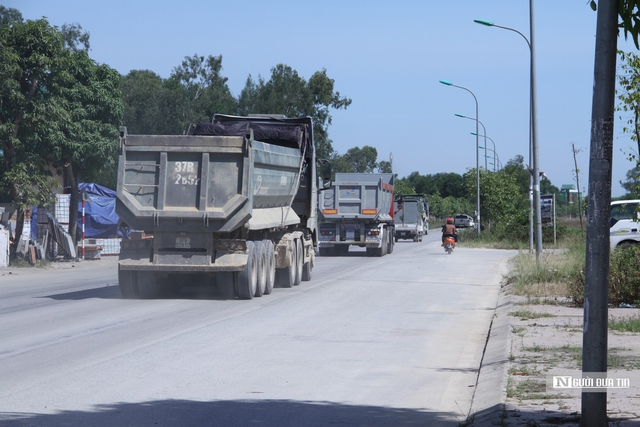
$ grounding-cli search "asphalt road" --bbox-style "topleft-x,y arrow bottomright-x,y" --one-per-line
0,232 -> 516,427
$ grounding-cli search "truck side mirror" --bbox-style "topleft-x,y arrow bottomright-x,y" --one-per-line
319,159 -> 332,190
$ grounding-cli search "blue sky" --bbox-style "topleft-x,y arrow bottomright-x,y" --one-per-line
8,0 -> 640,196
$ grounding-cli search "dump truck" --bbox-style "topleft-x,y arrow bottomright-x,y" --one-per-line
116,114 -> 331,299
318,173 -> 394,256
394,194 -> 429,242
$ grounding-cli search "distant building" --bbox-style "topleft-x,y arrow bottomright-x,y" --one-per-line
560,184 -> 581,204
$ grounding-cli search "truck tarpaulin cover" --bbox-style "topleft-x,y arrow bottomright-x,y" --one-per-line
193,119 -> 312,159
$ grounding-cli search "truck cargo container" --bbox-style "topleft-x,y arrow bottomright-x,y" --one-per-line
116,114 -> 331,299
318,173 -> 394,256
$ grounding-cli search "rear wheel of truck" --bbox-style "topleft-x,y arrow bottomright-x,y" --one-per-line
254,241 -> 267,297
293,238 -> 303,286
387,233 -> 394,254
118,269 -> 139,299
262,240 -> 275,295
302,242 -> 313,281
275,239 -> 296,288
216,272 -> 237,299
237,241 -> 257,299
137,271 -> 160,299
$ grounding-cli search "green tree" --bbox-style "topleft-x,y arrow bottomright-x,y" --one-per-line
238,65 -> 351,159
464,168 -> 521,227
169,54 -> 237,132
120,69 -> 182,134
0,5 -> 22,27
621,164 -> 640,197
393,177 -> 415,196
0,17 -> 66,249
0,15 -> 123,251
46,50 -> 123,243
378,160 -> 392,173
343,145 -> 378,173
617,50 -> 640,157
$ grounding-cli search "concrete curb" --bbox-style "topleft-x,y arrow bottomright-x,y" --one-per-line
468,285 -> 515,426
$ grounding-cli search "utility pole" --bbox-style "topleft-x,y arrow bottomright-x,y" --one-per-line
580,0 -> 618,425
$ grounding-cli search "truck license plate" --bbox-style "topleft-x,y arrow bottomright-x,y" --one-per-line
175,237 -> 191,248
346,231 -> 355,240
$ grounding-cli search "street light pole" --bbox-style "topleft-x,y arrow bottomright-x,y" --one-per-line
471,132 -> 498,172
456,114 -> 488,170
475,0 -> 542,259
440,80 -> 481,236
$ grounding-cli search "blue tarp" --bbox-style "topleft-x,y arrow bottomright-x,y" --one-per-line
78,183 -> 121,238
31,183 -> 123,240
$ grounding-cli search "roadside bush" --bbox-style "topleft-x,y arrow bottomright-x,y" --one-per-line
567,245 -> 640,306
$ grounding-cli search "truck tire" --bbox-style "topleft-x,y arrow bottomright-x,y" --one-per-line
254,241 -> 267,297
137,271 -> 159,299
275,240 -> 296,288
387,233 -> 394,254
237,241 -> 257,299
118,268 -> 139,299
302,243 -> 313,281
293,238 -> 303,286
262,240 -> 275,295
216,272 -> 236,299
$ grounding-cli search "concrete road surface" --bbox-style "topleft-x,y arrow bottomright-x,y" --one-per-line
0,233 -> 516,426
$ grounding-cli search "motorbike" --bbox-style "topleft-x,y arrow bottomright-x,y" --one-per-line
443,236 -> 456,254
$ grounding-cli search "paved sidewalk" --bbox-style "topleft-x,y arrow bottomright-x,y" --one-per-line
470,283 -> 640,426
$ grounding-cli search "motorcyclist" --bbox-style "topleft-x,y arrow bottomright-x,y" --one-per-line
441,217 -> 458,246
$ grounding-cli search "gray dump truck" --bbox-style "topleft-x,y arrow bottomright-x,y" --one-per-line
394,194 -> 429,242
318,173 -> 394,256
116,114 -> 331,299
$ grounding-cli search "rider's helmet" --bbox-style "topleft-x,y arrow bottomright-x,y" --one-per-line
446,217 -> 453,224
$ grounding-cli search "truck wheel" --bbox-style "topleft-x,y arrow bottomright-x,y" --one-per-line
275,239 -> 296,288
254,241 -> 267,297
137,271 -> 159,299
262,240 -> 275,295
237,241 -> 257,299
387,233 -> 394,254
302,243 -> 313,282
394,235 -> 398,243
118,268 -> 139,299
216,272 -> 236,299
293,238 -> 303,286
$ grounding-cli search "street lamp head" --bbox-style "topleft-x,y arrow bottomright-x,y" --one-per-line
455,113 -> 466,118
470,132 -> 478,136
474,19 -> 494,27
439,80 -> 453,86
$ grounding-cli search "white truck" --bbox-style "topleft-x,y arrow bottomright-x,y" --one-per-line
610,199 -> 640,250
318,173 -> 395,256
394,194 -> 429,242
